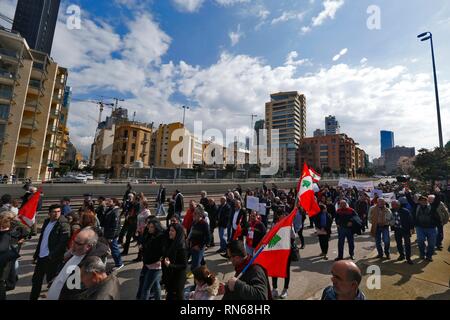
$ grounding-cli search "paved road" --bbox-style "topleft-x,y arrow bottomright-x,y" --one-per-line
7,219 -> 378,300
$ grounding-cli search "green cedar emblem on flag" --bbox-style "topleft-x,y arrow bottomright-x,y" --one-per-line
301,180 -> 311,189
268,234 -> 282,248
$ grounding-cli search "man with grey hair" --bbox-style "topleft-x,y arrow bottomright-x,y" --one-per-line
321,260 -> 366,300
47,227 -> 109,300
79,256 -> 120,300
335,200 -> 358,261
368,198 -> 394,259
216,196 -> 231,253
391,199 -> 414,264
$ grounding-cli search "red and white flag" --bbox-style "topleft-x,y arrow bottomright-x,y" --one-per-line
18,189 -> 41,227
309,167 -> 321,183
253,208 -> 297,278
298,163 -> 321,217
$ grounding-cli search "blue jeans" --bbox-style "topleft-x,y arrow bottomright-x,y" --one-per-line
136,267 -> 162,300
375,226 -> 391,256
436,225 -> 443,248
190,247 -> 205,271
337,227 -> 354,259
109,238 -> 123,267
219,227 -> 227,251
156,203 -> 166,216
416,227 -> 437,259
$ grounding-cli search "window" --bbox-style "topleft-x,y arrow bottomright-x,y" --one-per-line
320,145 -> 328,150
0,104 -> 10,120
122,143 -> 126,150
320,152 -> 328,156
131,143 -> 136,150
133,130 -> 137,138
121,156 -> 126,164
123,130 -> 128,138
130,156 -> 135,163
0,84 -> 13,100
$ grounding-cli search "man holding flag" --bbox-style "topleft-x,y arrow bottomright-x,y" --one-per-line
223,163 -> 321,299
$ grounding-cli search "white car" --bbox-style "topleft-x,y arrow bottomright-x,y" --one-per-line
75,174 -> 88,183
85,174 -> 94,180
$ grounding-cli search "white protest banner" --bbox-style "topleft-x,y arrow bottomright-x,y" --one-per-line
381,192 -> 396,204
338,178 -> 375,191
246,196 -> 260,211
371,189 -> 383,198
258,203 -> 267,215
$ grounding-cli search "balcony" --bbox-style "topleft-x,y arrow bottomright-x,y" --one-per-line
0,48 -> 20,62
0,89 -> 13,101
21,118 -> 39,130
44,141 -> 56,150
0,68 -> 16,82
17,137 -> 37,148
24,101 -> 42,114
47,126 -> 58,134
49,109 -> 60,118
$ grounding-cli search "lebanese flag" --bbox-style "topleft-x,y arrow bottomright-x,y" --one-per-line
18,189 -> 41,227
232,217 -> 243,240
253,208 -> 297,278
309,167 -> 321,183
299,163 -> 321,217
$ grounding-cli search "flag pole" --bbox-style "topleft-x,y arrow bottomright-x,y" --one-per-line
236,244 -> 267,279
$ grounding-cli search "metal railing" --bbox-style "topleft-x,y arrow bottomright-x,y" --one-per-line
0,48 -> 19,59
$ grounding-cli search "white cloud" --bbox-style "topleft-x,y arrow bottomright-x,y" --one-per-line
172,0 -> 205,13
216,0 -> 250,6
300,0 -> 344,34
312,0 -> 345,27
229,24 -> 244,46
360,57 -> 368,65
285,51 -> 311,67
271,10 -> 306,25
332,48 -> 348,61
176,53 -> 450,159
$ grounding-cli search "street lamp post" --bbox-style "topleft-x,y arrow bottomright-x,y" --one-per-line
418,32 -> 444,149
182,105 -> 190,126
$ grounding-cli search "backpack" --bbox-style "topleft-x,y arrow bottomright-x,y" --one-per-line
437,203 -> 449,225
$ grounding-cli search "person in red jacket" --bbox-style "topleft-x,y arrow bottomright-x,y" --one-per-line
182,200 -> 196,237
243,210 -> 266,256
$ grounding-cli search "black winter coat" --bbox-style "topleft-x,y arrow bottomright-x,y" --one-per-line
102,206 -> 121,239
34,216 -> 70,261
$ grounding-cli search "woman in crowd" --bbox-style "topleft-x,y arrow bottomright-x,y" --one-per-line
162,223 -> 188,300
136,218 -> 165,300
0,212 -> 20,300
189,266 -> 220,300
135,201 -> 152,262
187,205 -> 210,273
243,210 -> 266,256
67,212 -> 81,250
182,200 -> 196,237
316,204 -> 332,260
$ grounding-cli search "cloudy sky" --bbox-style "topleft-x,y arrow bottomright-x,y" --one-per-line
1,0 -> 450,160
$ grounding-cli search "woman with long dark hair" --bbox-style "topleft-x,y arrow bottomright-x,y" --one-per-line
162,223 -> 188,300
136,218 -> 165,300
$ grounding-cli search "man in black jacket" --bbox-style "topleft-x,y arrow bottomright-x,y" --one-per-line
391,199 -> 414,264
174,189 -> 184,216
222,240 -> 269,300
156,184 -> 166,216
101,198 -> 123,270
216,196 -> 231,253
228,200 -> 247,241
30,204 -> 70,300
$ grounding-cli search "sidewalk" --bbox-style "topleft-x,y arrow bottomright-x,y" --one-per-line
356,223 -> 450,300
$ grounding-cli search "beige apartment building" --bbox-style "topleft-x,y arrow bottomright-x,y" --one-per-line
265,91 -> 306,172
111,121 -> 153,177
0,29 -> 69,181
150,122 -> 202,169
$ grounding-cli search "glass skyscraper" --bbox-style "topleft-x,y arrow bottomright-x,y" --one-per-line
380,130 -> 395,156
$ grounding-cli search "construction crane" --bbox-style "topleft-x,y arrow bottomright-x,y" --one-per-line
72,98 -> 115,124
234,113 -> 259,132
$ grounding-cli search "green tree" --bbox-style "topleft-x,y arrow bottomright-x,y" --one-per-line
413,147 -> 450,190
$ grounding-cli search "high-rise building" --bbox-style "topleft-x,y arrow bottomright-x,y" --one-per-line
298,133 -> 363,176
384,146 -> 415,173
313,129 -> 325,137
12,0 -> 61,55
325,115 -> 340,135
0,29 -> 69,180
150,122 -> 200,169
380,130 -> 394,156
111,120 -> 153,177
265,91 -> 306,172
